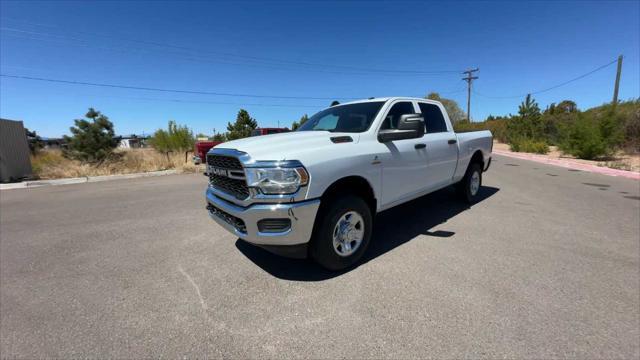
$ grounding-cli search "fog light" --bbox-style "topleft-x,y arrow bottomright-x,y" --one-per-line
257,219 -> 291,233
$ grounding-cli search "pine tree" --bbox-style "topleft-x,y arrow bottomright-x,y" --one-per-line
63,108 -> 118,163
292,114 -> 309,130
226,109 -> 258,140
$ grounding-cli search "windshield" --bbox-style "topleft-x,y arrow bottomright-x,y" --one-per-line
298,101 -> 385,133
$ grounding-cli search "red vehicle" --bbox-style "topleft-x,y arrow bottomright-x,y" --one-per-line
193,141 -> 222,164
250,127 -> 290,136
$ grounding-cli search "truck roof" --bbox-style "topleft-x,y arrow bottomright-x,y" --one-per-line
337,97 -> 441,106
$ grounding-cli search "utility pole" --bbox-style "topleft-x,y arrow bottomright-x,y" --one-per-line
462,68 -> 479,122
612,55 -> 623,105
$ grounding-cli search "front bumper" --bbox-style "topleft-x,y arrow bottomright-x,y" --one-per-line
205,187 -> 321,247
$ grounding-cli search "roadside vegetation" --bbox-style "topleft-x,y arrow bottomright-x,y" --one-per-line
31,148 -> 198,179
29,107 -> 264,179
454,96 -> 639,161
28,97 -> 639,180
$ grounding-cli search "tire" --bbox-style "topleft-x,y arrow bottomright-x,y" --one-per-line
310,195 -> 372,271
457,162 -> 483,204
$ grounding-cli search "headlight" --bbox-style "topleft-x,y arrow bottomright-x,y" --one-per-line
245,164 -> 309,195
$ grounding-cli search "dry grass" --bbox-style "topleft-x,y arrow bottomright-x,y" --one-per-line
31,148 -> 202,179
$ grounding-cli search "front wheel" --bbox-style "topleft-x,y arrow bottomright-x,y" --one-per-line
310,195 -> 372,271
457,162 -> 483,204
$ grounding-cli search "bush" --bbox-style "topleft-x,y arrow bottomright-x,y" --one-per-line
558,113 -> 611,160
486,119 -> 508,143
149,120 -> 195,163
509,138 -> 549,154
453,119 -> 508,143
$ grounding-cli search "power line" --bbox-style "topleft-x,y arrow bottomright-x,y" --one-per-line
473,58 -> 618,99
93,95 -> 326,109
0,74 -> 358,100
1,28 -> 461,77
0,20 -> 463,75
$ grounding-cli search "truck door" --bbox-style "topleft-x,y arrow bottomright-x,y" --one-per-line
418,102 -> 459,190
378,100 -> 430,205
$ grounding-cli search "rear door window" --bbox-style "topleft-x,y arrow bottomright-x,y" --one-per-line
419,103 -> 449,133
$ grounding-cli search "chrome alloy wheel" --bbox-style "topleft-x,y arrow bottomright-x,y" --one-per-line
470,170 -> 481,196
332,211 -> 365,257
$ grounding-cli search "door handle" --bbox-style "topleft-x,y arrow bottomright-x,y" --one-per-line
448,139 -> 457,144
415,143 -> 426,149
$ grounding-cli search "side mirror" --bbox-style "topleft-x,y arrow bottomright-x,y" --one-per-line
378,114 -> 425,142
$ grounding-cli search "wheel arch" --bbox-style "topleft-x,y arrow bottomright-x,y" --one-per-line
319,175 -> 377,215
469,150 -> 485,170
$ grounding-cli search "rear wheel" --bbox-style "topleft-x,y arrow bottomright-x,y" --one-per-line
310,195 -> 372,271
457,162 -> 483,204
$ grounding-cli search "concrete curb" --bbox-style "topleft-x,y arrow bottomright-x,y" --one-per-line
493,150 -> 640,180
0,170 -> 180,190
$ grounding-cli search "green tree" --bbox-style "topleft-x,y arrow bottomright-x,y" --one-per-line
292,114 -> 309,130
226,109 -> 258,140
556,100 -> 578,114
149,120 -> 195,163
63,108 -> 118,163
149,128 -> 172,161
212,132 -> 227,142
196,133 -> 210,139
25,128 -> 43,155
518,94 -> 541,118
507,94 -> 545,142
426,92 -> 466,123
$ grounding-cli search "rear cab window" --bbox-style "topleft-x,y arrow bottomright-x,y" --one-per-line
418,102 -> 449,133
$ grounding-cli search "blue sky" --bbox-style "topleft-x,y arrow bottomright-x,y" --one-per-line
1,0 -> 638,138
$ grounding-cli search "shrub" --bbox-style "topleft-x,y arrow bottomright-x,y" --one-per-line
509,138 -> 549,154
149,120 -> 195,163
453,119 -> 508,143
558,113 -> 610,160
486,119 -> 508,143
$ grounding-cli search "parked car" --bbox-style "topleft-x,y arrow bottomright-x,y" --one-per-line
193,141 -> 222,165
204,97 -> 493,270
250,127 -> 290,136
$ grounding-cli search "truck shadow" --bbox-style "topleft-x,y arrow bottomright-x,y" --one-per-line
235,186 -> 499,281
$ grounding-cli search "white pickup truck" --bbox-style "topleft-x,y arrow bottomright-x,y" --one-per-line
205,97 -> 492,270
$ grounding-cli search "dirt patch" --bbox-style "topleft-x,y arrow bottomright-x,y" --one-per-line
492,142 -> 640,173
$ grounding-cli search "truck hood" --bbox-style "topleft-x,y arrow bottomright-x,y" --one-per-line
212,131 -> 359,162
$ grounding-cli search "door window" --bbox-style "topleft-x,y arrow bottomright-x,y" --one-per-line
380,102 -> 416,130
419,103 -> 448,133
418,103 -> 447,134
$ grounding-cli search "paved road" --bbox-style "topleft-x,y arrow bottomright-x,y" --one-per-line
1,155 -> 639,358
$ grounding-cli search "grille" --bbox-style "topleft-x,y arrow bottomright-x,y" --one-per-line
207,154 -> 249,200
209,174 -> 250,200
207,204 -> 246,233
207,154 -> 242,170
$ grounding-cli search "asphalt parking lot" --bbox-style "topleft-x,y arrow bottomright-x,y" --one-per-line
1,154 -> 639,358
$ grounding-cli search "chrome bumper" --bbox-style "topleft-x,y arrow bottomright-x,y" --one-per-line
205,187 -> 321,246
